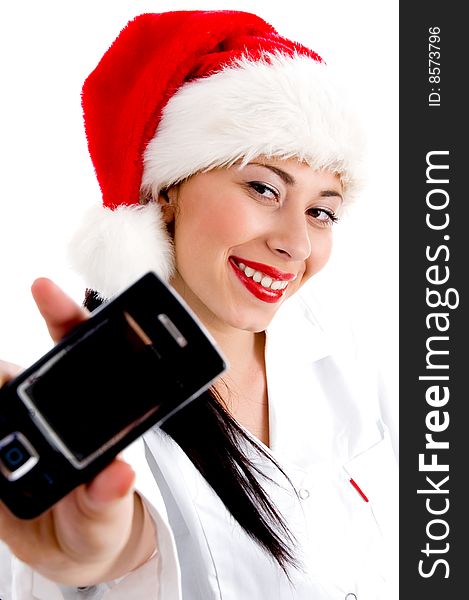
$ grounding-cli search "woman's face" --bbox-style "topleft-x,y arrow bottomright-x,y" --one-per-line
165,158 -> 342,333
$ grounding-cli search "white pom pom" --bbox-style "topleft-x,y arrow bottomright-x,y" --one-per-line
68,203 -> 174,298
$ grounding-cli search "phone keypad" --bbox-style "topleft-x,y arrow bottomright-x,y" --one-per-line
0,432 -> 39,481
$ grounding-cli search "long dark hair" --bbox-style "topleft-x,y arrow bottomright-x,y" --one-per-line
85,289 -> 298,574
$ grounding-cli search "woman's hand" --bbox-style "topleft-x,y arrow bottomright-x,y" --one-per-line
0,279 -> 156,586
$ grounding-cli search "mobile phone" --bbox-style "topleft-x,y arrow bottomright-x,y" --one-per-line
0,272 -> 227,519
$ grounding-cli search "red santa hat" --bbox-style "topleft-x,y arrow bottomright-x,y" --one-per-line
69,10 -> 364,299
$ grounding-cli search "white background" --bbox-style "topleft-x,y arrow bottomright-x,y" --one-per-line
0,1 -> 398,420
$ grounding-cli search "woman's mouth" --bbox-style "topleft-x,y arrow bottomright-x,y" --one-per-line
229,257 -> 295,303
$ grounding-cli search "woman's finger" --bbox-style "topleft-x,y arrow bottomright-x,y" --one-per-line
0,359 -> 22,387
49,459 -> 137,569
31,278 -> 89,343
83,458 -> 136,509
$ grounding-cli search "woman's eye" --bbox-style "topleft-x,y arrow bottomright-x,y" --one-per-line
308,207 -> 339,226
248,181 -> 279,200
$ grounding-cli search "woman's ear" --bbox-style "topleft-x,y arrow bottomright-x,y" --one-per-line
157,187 -> 177,224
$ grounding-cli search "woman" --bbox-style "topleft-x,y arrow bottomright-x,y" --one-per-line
0,10 -> 398,600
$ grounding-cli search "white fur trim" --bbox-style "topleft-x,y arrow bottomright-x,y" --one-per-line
142,53 -> 365,202
68,203 -> 174,298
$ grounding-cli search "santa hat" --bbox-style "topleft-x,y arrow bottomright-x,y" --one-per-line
69,10 -> 364,299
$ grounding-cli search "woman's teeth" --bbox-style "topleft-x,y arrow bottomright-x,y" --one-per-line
237,262 -> 289,290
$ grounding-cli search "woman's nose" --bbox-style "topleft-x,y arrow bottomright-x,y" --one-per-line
266,209 -> 311,261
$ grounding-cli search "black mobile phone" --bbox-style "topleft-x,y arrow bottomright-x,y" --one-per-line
0,272 -> 227,519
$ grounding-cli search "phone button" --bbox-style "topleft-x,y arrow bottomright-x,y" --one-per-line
0,432 -> 39,481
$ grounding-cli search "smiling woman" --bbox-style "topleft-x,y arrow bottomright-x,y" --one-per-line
164,160 -> 341,332
0,9 -> 398,600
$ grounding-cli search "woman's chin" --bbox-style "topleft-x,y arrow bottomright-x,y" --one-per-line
222,306 -> 280,333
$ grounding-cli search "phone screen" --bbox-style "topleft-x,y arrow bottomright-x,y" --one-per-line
18,311 -> 164,466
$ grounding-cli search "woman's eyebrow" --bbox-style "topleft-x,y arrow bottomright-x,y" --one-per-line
248,163 -> 344,203
248,162 -> 295,186
320,190 -> 344,203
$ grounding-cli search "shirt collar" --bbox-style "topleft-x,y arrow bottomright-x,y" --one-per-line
265,291 -> 331,366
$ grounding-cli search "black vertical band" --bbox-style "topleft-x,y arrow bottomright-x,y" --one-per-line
400,3 -> 466,596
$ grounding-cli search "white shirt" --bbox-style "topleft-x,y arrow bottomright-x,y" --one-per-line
0,292 -> 398,600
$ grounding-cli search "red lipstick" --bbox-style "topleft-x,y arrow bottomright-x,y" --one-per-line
230,256 -> 296,281
229,258 -> 291,303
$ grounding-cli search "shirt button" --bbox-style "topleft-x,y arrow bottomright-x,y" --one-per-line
345,594 -> 357,600
298,488 -> 310,500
